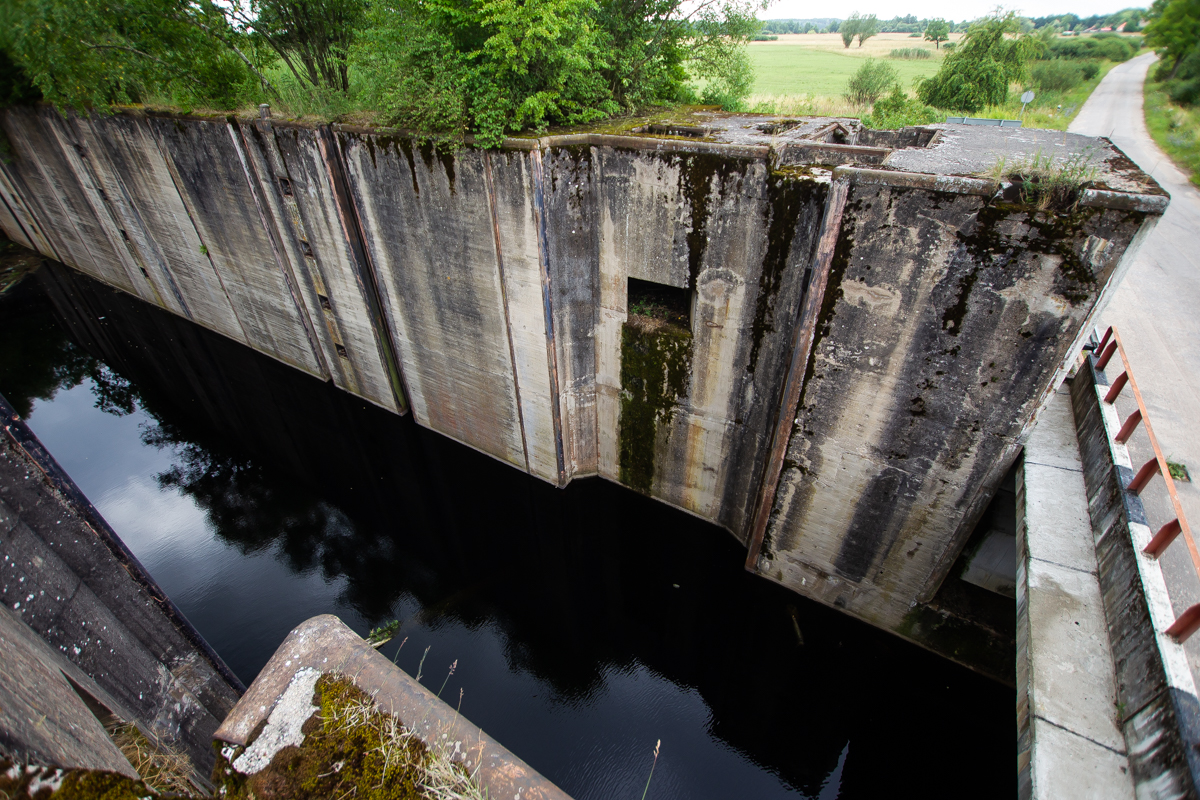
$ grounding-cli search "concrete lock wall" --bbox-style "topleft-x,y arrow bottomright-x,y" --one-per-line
0,106 -> 1167,647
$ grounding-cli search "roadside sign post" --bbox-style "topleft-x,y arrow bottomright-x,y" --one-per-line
1020,90 -> 1035,117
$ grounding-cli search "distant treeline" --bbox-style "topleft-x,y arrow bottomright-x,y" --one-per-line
760,16 -> 967,34
760,9 -> 1147,35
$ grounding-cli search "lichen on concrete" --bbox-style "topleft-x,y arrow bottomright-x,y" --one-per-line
231,666 -> 320,775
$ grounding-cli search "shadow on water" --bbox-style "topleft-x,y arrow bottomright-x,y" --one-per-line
0,262 -> 1013,799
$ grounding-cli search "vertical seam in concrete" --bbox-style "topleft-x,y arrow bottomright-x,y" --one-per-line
0,167 -> 38,252
80,124 -> 191,317
56,115 -> 179,312
0,162 -> 59,260
227,121 -> 331,382
529,147 -> 566,484
142,117 -> 252,348
319,126 -> 411,416
251,122 -> 351,392
745,176 -> 850,568
483,150 -> 531,475
7,116 -> 107,283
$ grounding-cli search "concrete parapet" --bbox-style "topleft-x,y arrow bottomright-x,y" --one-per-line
0,106 -> 1167,662
1017,380 -> 1132,799
215,614 -> 573,800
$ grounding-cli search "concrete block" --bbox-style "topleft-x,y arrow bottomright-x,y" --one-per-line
1025,385 -> 1087,472
1023,460 -> 1095,573
1029,718 -> 1130,800
0,605 -> 138,776
144,115 -> 324,377
1026,556 -> 1125,753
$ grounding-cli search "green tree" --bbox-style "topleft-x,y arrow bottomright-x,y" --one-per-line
2,0 -> 259,110
222,0 -> 369,92
924,18 -> 950,48
856,13 -> 879,46
916,10 -> 1040,112
840,14 -> 860,47
1144,0 -> 1200,77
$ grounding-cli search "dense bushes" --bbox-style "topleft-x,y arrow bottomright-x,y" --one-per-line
863,85 -> 941,128
1044,34 -> 1138,62
0,0 -> 763,145
889,47 -> 932,59
844,59 -> 898,105
1031,60 -> 1085,91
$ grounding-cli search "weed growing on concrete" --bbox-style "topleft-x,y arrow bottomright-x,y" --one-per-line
436,660 -> 458,699
1168,460 -> 1191,482
367,619 -> 401,648
107,722 -> 199,796
984,148 -> 1098,211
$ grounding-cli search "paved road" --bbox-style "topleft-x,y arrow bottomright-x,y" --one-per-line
1069,53 -> 1200,674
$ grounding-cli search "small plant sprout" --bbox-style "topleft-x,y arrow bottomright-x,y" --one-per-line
983,147 -> 1099,211
640,739 -> 661,800
437,659 -> 458,698
416,644 -> 431,682
1169,460 -> 1191,482
366,619 -> 400,648
392,635 -> 409,664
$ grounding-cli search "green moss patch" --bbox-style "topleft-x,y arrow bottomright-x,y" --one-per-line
214,673 -> 481,800
618,315 -> 693,494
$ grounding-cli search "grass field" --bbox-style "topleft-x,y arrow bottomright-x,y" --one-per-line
747,32 -> 959,99
746,32 -> 1131,131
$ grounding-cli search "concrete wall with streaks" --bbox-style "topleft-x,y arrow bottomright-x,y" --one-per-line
0,107 -> 1166,650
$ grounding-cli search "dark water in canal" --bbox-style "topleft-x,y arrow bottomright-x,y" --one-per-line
0,262 -> 1013,799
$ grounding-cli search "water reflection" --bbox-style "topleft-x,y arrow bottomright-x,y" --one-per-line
0,263 -> 1013,799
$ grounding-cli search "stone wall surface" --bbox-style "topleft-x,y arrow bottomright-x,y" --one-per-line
0,107 -> 1166,655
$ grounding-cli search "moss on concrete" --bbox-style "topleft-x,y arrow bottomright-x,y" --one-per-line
212,673 -> 476,800
618,316 -> 693,494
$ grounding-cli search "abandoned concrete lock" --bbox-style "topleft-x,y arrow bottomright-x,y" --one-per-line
0,106 -> 1172,796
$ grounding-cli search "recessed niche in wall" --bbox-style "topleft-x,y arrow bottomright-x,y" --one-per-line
627,278 -> 691,330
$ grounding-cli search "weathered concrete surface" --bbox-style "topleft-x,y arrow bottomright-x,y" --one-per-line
1072,354 -> 1200,796
757,161 -> 1159,631
1017,381 -> 1132,800
0,392 -> 242,772
339,133 -> 530,470
239,122 -> 403,413
0,107 -> 1166,661
215,614 -> 574,800
0,604 -> 139,776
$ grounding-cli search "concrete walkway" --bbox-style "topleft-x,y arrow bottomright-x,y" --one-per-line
1019,383 -> 1132,800
1070,53 -> 1200,686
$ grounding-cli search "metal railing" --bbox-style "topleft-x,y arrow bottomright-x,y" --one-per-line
1092,325 -> 1200,641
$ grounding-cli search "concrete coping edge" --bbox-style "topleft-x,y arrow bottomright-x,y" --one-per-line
214,614 -> 574,800
833,165 -> 1169,212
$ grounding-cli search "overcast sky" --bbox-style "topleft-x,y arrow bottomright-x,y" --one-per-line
761,0 -> 1137,22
